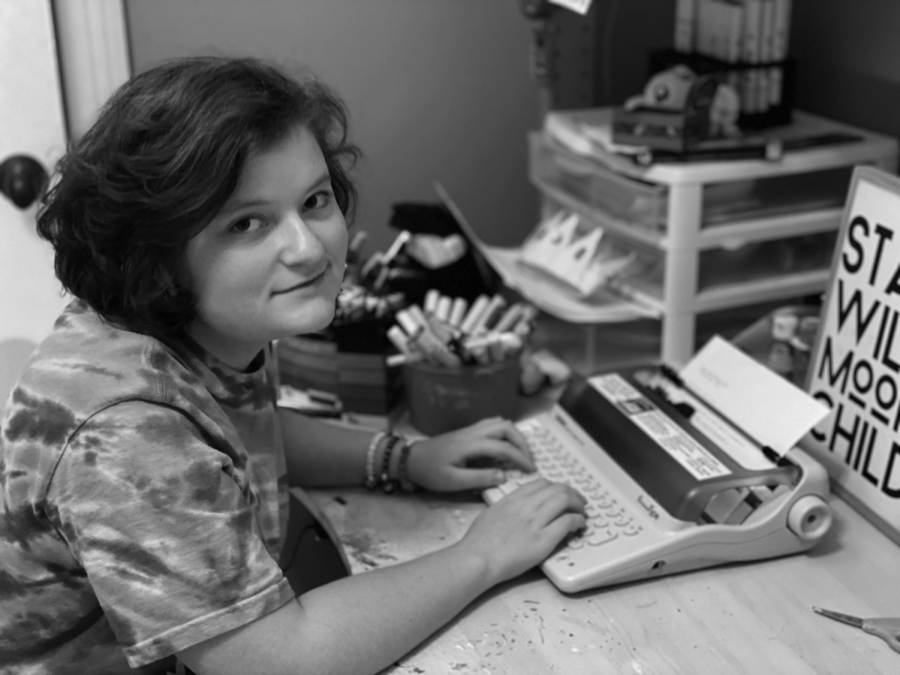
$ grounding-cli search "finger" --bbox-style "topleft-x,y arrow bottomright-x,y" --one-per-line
531,484 -> 587,520
543,512 -> 588,545
511,482 -> 586,524
480,418 -> 531,455
445,466 -> 509,491
462,442 -> 536,472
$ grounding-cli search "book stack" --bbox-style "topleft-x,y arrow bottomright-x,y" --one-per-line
671,0 -> 793,127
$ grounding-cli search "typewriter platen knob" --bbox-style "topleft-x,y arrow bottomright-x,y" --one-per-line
787,495 -> 833,543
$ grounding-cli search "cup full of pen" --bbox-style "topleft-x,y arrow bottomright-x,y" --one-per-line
387,289 -> 537,435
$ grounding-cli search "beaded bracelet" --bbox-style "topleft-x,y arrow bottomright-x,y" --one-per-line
396,439 -> 419,493
365,431 -> 387,489
379,433 -> 402,493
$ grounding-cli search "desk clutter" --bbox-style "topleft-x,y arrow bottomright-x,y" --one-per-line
277,221 -> 571,424
276,284 -> 405,416
385,289 -> 545,434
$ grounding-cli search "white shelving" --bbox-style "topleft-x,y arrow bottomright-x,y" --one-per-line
530,109 -> 898,367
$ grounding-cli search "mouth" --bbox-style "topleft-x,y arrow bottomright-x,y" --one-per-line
272,264 -> 330,296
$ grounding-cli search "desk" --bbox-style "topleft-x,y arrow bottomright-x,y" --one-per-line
299,485 -> 899,675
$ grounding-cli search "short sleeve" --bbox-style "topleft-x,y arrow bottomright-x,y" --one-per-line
47,401 -> 295,667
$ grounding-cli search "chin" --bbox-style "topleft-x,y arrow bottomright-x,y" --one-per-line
279,306 -> 336,338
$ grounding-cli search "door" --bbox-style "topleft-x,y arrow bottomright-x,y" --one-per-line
0,0 -> 69,400
0,0 -> 129,401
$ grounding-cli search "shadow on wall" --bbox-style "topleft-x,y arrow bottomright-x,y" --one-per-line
0,338 -> 37,402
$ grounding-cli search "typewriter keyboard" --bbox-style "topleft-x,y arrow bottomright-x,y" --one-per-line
484,417 -> 644,548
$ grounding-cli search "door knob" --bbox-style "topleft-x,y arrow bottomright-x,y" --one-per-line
0,154 -> 49,209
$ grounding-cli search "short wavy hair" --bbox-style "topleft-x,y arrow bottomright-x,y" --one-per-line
37,56 -> 360,340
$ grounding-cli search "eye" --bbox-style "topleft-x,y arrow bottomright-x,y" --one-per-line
229,216 -> 267,234
303,189 -> 335,212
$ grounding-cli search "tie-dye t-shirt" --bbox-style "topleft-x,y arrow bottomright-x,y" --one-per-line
0,300 -> 295,674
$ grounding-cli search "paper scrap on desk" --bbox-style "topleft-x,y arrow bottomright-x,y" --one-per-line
549,0 -> 592,15
680,336 -> 829,456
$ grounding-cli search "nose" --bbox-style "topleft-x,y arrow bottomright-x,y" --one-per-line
278,211 -> 325,264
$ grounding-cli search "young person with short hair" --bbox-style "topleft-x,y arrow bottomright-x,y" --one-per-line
0,56 -> 586,675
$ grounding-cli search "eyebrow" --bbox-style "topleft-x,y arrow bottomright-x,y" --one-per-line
220,171 -> 332,214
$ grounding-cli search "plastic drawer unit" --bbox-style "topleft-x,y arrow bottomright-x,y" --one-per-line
529,109 -> 899,366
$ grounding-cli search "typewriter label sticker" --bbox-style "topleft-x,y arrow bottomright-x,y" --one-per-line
590,373 -> 732,480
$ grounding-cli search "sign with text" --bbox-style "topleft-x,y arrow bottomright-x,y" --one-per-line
803,165 -> 900,545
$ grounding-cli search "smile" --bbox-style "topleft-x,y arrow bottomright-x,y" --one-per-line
273,265 -> 329,295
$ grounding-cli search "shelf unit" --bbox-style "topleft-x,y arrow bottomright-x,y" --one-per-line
529,109 -> 898,367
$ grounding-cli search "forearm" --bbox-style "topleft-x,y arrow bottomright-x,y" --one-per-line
279,408 -> 375,487
297,541 -> 493,673
181,540 -> 495,675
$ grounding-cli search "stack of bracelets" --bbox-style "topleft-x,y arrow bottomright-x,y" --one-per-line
364,430 -> 419,493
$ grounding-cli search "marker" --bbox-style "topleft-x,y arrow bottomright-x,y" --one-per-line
381,230 -> 411,266
424,289 -> 441,314
359,252 -> 383,280
387,325 -> 414,355
469,294 -> 507,334
448,297 -> 468,328
460,294 -> 490,334
493,303 -> 525,333
386,352 -> 423,367
348,230 -> 368,257
435,295 -> 452,322
395,309 -> 423,338
408,328 -> 462,368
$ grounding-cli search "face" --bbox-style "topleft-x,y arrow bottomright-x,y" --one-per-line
181,126 -> 348,369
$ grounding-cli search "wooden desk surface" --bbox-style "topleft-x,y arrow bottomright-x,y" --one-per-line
302,485 -> 900,675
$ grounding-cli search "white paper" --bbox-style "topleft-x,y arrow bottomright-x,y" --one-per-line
680,336 -> 829,456
549,0 -> 593,15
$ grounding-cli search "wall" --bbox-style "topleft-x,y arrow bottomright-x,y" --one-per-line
124,0 -> 900,256
125,0 -> 542,253
791,0 -> 900,144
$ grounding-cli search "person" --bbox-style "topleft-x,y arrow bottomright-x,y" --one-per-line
0,56 -> 586,675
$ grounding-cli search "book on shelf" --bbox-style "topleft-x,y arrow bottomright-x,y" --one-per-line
769,0 -> 792,106
669,0 -> 792,121
740,0 -> 763,113
674,0 -> 697,52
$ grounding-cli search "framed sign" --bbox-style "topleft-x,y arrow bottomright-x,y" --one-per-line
803,165 -> 900,545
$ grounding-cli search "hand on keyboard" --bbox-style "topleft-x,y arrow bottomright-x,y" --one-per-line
404,416 -> 537,492
458,477 -> 588,585
485,419 -> 644,553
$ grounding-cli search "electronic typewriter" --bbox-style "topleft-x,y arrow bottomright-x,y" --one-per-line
484,337 -> 833,593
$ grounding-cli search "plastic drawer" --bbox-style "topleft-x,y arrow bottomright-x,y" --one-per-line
529,133 -> 666,230
531,133 -> 856,233
607,229 -> 840,299
702,166 -> 854,227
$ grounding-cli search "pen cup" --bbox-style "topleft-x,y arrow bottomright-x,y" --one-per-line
403,357 -> 521,435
